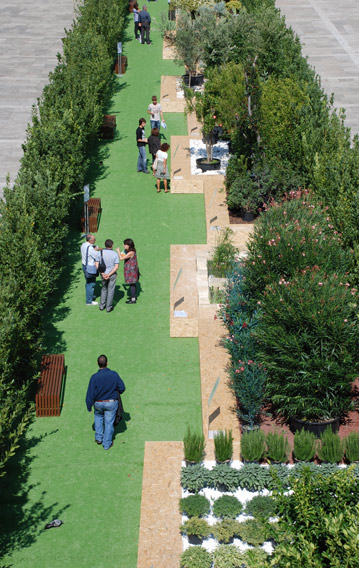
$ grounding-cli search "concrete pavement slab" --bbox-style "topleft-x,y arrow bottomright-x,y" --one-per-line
0,0 -> 75,194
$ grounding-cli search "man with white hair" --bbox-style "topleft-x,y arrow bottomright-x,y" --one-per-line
138,5 -> 151,45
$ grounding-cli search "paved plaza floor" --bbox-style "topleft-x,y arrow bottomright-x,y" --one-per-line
276,0 -> 359,136
0,0 -> 75,194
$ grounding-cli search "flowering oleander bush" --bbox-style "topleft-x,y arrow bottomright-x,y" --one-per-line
255,269 -> 359,420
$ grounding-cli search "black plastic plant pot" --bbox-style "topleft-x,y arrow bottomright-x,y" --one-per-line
242,210 -> 254,222
196,158 -> 221,172
290,416 -> 340,437
182,73 -> 204,87
188,535 -> 205,545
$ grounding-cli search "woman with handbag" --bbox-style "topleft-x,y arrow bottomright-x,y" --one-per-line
153,142 -> 170,193
117,239 -> 139,304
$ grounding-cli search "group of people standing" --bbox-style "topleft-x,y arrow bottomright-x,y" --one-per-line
133,4 -> 152,45
136,95 -> 170,192
81,235 -> 139,310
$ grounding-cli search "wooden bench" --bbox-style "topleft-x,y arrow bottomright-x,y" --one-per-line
100,114 -> 116,139
36,354 -> 65,417
81,197 -> 102,233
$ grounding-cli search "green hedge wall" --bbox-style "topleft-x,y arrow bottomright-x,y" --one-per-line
0,0 -> 127,476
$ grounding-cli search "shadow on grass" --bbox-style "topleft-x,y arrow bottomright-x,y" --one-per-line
0,424 -> 70,563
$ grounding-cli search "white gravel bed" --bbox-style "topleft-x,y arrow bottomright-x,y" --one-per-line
190,139 -> 230,175
181,460 -> 276,555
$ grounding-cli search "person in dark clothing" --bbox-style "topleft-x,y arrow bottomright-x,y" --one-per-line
148,127 -> 161,164
136,117 -> 150,173
86,355 -> 126,450
138,5 -> 151,45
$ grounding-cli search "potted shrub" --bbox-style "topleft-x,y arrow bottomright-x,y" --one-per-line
244,495 -> 277,519
208,227 -> 238,278
345,432 -> 359,463
317,427 -> 344,464
212,495 -> 243,519
226,169 -> 264,220
183,426 -> 205,464
212,519 -> 241,544
180,516 -> 211,544
237,518 -> 267,546
240,429 -> 265,462
242,547 -> 269,568
266,430 -> 290,463
180,546 -> 212,568
179,494 -> 210,517
214,429 -> 233,463
212,544 -> 243,568
293,428 -> 316,462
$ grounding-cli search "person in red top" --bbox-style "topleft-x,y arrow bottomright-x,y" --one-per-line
117,238 -> 139,304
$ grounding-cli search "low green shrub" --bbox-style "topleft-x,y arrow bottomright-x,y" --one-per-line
237,518 -> 267,546
345,432 -> 359,463
181,464 -> 210,493
317,427 -> 344,464
212,519 -> 241,543
242,547 -> 270,568
183,426 -> 205,463
209,464 -> 240,492
179,495 -> 210,517
180,546 -> 212,568
241,429 -> 265,461
293,428 -> 316,462
214,429 -> 233,462
180,517 -> 211,539
210,228 -> 238,277
212,495 -> 243,519
245,495 -> 277,519
212,544 -> 243,568
266,430 -> 290,463
267,464 -> 290,490
238,463 -> 270,492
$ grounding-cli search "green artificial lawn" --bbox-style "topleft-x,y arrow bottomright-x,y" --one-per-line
0,4 -> 206,567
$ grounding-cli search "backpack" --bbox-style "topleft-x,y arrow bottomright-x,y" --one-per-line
98,250 -> 106,274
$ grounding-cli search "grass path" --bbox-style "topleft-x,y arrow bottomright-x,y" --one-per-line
0,4 -> 206,566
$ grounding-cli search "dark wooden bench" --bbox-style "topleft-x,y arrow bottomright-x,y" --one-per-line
36,354 -> 65,417
81,197 -> 102,233
100,114 -> 116,139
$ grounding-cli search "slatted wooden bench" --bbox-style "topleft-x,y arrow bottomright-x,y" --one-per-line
36,354 -> 65,417
81,197 -> 102,233
100,114 -> 116,139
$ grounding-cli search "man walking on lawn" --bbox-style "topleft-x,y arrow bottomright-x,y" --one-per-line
86,355 -> 126,450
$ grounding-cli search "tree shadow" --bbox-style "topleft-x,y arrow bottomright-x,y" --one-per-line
0,423 -> 70,563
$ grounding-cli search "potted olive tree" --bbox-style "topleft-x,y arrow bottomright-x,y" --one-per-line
174,12 -> 204,87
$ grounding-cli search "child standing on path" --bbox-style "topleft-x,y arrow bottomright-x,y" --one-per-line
117,239 -> 139,304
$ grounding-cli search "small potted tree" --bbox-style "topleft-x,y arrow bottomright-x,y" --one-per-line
185,87 -> 222,172
174,12 -> 204,87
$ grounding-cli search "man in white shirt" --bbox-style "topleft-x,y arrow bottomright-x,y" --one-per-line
147,95 -> 164,130
80,234 -> 99,306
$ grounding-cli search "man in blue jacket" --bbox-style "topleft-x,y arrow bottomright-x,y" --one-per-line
138,5 -> 151,45
86,355 -> 126,450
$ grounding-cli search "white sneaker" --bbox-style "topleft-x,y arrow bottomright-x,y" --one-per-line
86,301 -> 99,306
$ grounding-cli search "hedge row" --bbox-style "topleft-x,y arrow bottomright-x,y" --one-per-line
0,0 -> 127,476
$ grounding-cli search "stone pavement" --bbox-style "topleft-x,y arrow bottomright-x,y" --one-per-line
0,0 -> 75,195
276,0 -> 359,136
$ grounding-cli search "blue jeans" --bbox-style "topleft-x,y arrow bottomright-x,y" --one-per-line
137,145 -> 148,172
150,120 -> 160,130
83,264 -> 96,304
94,400 -> 118,449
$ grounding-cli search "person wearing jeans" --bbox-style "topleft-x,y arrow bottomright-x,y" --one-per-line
80,233 -> 99,306
136,117 -> 150,173
147,95 -> 164,130
86,355 -> 126,450
96,239 -> 119,312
